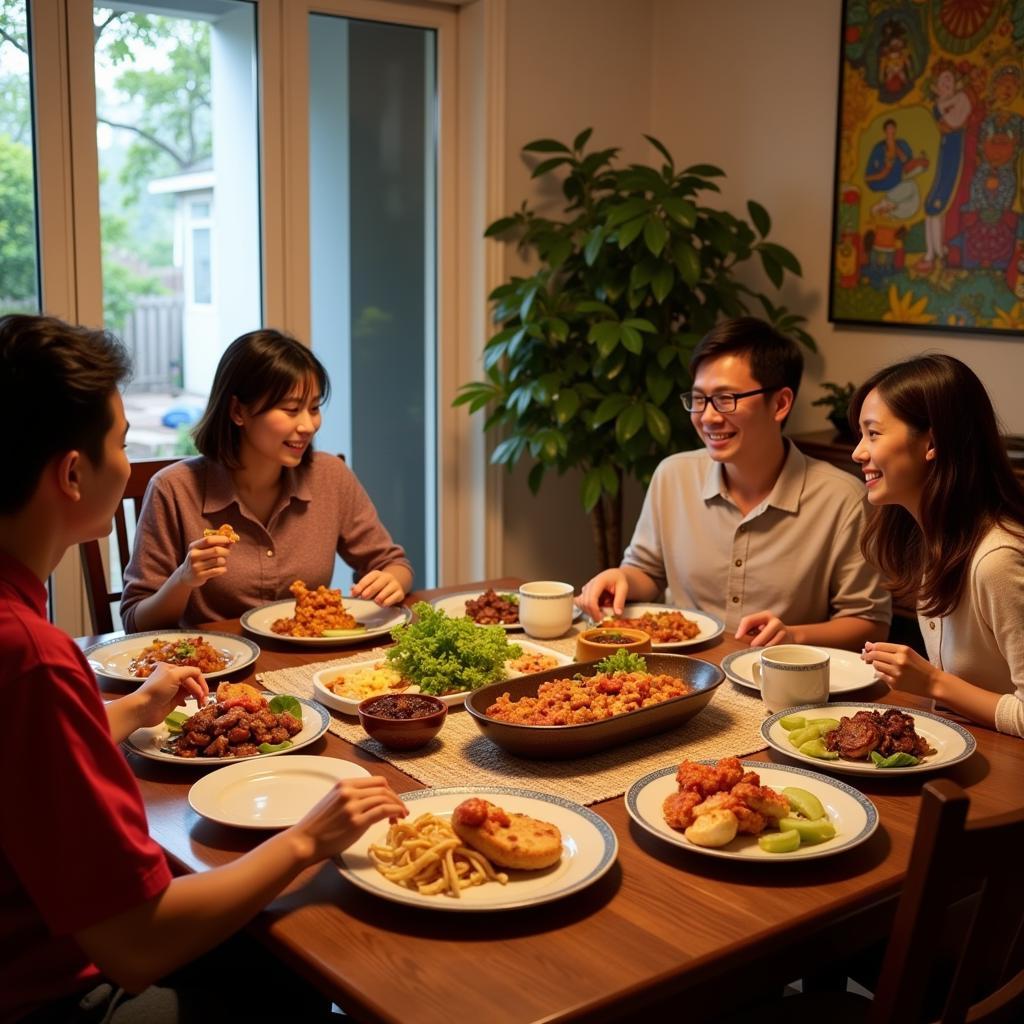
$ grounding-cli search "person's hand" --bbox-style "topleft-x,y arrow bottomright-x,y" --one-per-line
352,569 -> 405,606
132,663 -> 209,728
577,569 -> 629,621
861,641 -> 938,697
176,535 -> 233,589
735,610 -> 790,648
290,776 -> 408,864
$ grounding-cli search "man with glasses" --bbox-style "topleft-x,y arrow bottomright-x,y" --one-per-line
577,317 -> 890,648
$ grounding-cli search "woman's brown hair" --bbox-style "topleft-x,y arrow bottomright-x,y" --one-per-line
193,329 -> 330,469
850,354 -> 1024,618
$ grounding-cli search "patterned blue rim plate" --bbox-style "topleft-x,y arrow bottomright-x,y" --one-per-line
760,701 -> 977,776
85,629 -> 260,682
240,598 -> 412,645
337,785 -> 618,911
626,759 -> 879,862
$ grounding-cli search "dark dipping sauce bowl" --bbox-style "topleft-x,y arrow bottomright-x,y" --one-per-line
357,693 -> 447,750
575,626 -> 652,662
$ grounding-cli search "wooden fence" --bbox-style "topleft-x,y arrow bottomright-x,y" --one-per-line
121,296 -> 183,392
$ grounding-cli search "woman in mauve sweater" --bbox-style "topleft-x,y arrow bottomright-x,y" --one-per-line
853,354 -> 1024,737
121,329 -> 412,631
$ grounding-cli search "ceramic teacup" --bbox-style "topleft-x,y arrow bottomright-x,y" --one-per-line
518,580 -> 575,639
753,644 -> 830,714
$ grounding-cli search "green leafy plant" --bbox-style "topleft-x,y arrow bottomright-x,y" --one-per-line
455,130 -> 815,569
811,381 -> 857,439
385,602 -> 522,696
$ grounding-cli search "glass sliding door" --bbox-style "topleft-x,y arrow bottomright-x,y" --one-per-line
92,0 -> 261,460
0,0 -> 40,315
309,13 -> 437,588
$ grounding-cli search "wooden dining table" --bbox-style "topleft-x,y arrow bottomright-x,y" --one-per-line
84,580 -> 1024,1023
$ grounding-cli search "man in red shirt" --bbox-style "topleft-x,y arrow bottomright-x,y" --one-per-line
0,314 -> 407,1022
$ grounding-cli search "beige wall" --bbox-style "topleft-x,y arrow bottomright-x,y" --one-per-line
497,0 -> 655,586
492,0 -> 1024,587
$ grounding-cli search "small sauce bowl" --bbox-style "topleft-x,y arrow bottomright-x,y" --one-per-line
357,692 -> 447,750
575,626 -> 653,663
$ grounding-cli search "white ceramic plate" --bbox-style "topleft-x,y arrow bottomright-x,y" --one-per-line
240,597 -> 411,645
429,590 -> 583,632
594,603 -> 725,649
124,694 -> 330,767
760,702 -> 977,776
312,641 -> 574,715
625,760 -> 878,861
188,755 -> 370,828
337,786 -> 617,911
722,646 -> 878,695
85,630 -> 260,683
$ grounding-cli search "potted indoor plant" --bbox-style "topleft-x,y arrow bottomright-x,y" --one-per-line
811,381 -> 857,441
455,130 -> 815,569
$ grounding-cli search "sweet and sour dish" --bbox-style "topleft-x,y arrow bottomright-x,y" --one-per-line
485,668 -> 693,726
129,636 -> 228,678
164,682 -> 303,759
271,580 -> 359,637
601,610 -> 700,643
662,757 -> 836,853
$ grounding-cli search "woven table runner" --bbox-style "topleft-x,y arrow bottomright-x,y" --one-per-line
256,632 -> 770,807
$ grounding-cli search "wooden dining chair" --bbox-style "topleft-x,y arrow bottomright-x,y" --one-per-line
765,778 -> 1024,1024
79,457 -> 181,635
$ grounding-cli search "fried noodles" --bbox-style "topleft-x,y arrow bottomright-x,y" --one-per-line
369,812 -> 509,897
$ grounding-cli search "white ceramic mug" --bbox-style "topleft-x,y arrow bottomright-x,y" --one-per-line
517,581 -> 575,639
752,644 -> 830,714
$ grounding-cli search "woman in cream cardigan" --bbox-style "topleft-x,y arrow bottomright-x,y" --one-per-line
852,353 -> 1024,737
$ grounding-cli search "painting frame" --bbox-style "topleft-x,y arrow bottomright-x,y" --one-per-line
829,0 -> 1024,336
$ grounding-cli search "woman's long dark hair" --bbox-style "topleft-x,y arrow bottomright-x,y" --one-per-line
850,354 -> 1024,618
193,329 -> 330,469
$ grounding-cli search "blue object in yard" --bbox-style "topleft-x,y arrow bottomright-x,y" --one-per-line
161,405 -> 204,429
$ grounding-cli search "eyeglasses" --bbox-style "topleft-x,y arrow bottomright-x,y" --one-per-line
680,387 -> 777,413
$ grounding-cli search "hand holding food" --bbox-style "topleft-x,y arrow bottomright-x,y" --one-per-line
861,641 -> 939,697
351,568 -> 406,607
203,522 -> 240,543
734,610 -> 790,648
577,568 -> 630,620
294,776 -> 408,864
178,534 -> 233,589
132,663 -> 209,728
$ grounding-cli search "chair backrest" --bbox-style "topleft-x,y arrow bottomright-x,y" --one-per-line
868,778 -> 1024,1023
79,457 -> 181,635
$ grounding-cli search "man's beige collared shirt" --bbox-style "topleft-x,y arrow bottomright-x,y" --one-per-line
622,444 -> 891,632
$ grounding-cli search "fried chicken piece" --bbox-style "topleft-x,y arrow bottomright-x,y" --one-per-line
451,798 -> 562,871
663,790 -> 703,832
675,756 -> 744,798
730,782 -> 790,820
692,792 -> 767,835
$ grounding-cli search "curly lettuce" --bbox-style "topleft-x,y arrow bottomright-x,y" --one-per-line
385,602 -> 521,695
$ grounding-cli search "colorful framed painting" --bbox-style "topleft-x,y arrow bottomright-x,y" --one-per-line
830,0 -> 1024,334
